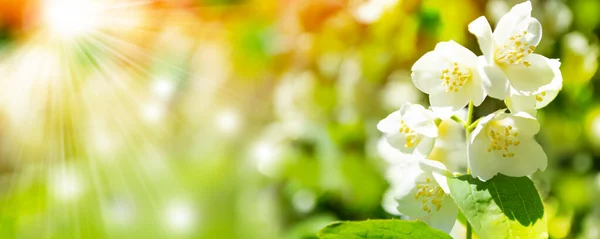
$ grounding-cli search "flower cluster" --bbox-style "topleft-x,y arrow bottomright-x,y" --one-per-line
378,1 -> 561,232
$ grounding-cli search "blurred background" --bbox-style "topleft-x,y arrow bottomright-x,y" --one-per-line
0,0 -> 597,238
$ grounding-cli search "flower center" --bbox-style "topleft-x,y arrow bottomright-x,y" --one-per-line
399,120 -> 422,148
439,62 -> 472,93
494,31 -> 536,67
414,177 -> 445,213
485,121 -> 520,158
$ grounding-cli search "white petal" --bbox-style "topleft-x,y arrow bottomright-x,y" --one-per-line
377,111 -> 402,134
434,40 -> 479,67
468,130 -> 503,181
431,172 -> 450,193
384,132 -> 411,153
429,90 -> 470,115
395,178 -> 431,218
377,138 -> 411,165
381,188 -> 402,216
510,111 -> 540,137
468,110 -> 506,181
385,159 -> 421,185
498,139 -> 547,177
412,51 -> 447,71
505,54 -> 555,94
419,158 -> 450,177
395,188 -> 430,217
506,94 -> 537,116
405,105 -> 438,138
399,102 -> 412,115
535,59 -> 562,109
431,106 -> 456,120
523,17 -> 542,47
413,137 -> 436,158
470,73 -> 487,106
417,196 -> 458,233
535,90 -> 559,109
411,52 -> 447,95
468,16 -> 494,62
470,109 -> 505,140
478,57 -> 510,99
493,1 -> 532,44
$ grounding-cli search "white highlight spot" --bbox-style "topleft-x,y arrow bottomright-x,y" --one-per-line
142,103 -> 166,124
164,200 -> 198,234
215,109 -> 241,134
253,142 -> 283,177
152,77 -> 177,100
49,168 -> 84,201
292,190 -> 316,213
43,0 -> 102,39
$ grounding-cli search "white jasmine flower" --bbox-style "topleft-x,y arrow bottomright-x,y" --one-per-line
385,158 -> 457,232
469,1 -> 556,99
468,110 -> 547,181
377,103 -> 438,156
411,40 -> 486,118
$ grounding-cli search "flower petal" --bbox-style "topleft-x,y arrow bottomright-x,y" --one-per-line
411,53 -> 447,95
377,138 -> 411,165
468,16 -> 494,62
506,94 -> 537,116
395,175 -> 433,218
377,111 -> 402,134
434,40 -> 478,67
511,111 -> 540,137
478,57 -> 510,99
493,1 -> 532,44
468,109 -> 506,181
385,158 -> 421,185
429,90 -> 471,115
419,159 -> 450,176
394,188 -> 430,218
523,17 -> 542,47
417,196 -> 458,233
431,172 -> 450,193
384,132 -> 410,153
404,105 -> 438,138
535,59 -> 562,108
468,129 -> 503,181
381,188 -> 402,216
431,107 -> 455,120
498,138 -> 547,177
414,137 -> 436,158
505,54 -> 555,94
536,90 -> 559,109
412,51 -> 447,71
470,74 -> 487,106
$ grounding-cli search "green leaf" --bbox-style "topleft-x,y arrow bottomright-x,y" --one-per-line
317,219 -> 452,239
448,174 -> 548,239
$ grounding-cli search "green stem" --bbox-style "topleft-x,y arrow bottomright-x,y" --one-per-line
467,223 -> 472,239
466,101 -> 474,127
465,101 -> 474,239
467,118 -> 481,133
450,115 -> 466,126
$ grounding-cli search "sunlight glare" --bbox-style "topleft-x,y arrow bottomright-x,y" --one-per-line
43,0 -> 103,39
